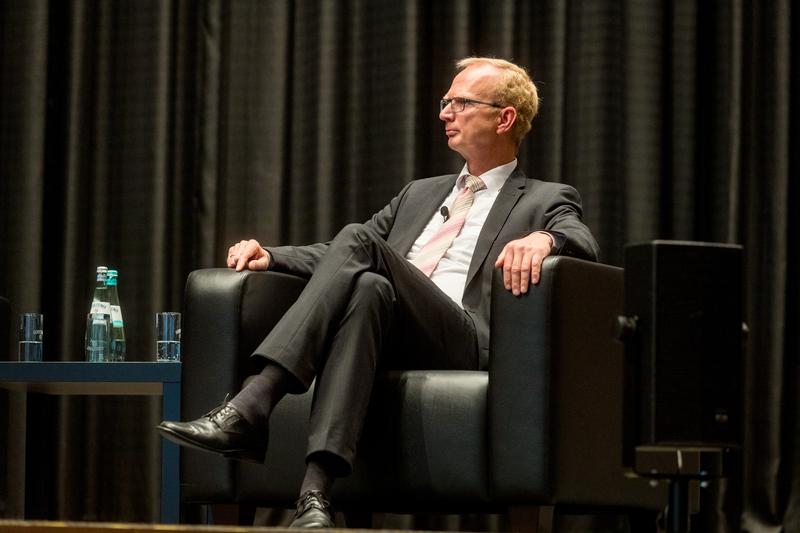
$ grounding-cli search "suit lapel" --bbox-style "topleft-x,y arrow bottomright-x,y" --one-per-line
390,175 -> 457,256
465,167 -> 527,287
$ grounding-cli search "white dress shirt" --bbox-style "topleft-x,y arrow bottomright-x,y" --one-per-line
406,159 -> 517,306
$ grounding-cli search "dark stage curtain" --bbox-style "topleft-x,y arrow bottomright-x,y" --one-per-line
0,1 -> 797,531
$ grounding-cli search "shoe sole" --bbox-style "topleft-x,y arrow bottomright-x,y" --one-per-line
155,424 -> 266,463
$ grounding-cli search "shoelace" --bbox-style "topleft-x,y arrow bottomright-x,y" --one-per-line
203,394 -> 237,427
295,490 -> 330,514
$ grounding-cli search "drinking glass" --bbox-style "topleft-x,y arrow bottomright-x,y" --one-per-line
156,312 -> 181,361
18,313 -> 44,361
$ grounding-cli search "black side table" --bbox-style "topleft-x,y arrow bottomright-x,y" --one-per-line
0,362 -> 181,523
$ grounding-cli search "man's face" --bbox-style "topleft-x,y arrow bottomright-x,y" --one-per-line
439,64 -> 503,161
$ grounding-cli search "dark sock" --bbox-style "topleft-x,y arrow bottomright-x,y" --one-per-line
228,363 -> 294,428
300,454 -> 338,497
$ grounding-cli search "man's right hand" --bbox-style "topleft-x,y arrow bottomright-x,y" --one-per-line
227,239 -> 271,271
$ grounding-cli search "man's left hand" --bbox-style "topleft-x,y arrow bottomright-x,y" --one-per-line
494,231 -> 553,295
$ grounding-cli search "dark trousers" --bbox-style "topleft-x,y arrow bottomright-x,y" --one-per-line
253,223 -> 479,474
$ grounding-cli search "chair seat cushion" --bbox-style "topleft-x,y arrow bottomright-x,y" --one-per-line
236,370 -> 489,509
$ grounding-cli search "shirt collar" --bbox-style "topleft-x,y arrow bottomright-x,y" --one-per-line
456,159 -> 517,193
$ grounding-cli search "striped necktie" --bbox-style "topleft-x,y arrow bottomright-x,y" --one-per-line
412,174 -> 486,277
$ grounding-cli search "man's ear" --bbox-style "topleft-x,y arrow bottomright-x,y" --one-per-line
496,107 -> 517,135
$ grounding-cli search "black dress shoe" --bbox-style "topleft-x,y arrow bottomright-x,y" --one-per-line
289,490 -> 334,529
156,396 -> 268,463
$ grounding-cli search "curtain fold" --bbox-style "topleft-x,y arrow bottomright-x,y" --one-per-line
1,1 -> 797,530
0,1 -> 49,517
739,1 -> 793,530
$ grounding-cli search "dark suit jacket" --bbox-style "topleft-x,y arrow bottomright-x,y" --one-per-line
266,167 -> 599,368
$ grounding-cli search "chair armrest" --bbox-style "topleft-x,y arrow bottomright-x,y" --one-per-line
183,268 -> 307,418
180,268 -> 306,502
489,256 -> 662,507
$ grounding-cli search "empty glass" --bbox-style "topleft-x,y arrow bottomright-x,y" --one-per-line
156,312 -> 181,361
18,313 -> 44,361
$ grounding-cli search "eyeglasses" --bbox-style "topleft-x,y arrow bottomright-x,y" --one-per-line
440,97 -> 503,113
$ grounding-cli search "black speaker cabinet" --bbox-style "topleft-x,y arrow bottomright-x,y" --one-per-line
622,241 -> 743,465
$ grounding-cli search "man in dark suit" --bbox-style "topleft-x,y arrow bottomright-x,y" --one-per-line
158,57 -> 599,528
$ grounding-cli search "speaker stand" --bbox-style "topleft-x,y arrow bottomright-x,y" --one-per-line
634,445 -> 736,533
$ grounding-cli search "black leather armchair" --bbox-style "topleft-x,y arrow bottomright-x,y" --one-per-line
178,257 -> 662,529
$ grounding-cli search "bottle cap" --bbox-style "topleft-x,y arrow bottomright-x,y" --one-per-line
108,270 -> 118,277
96,266 -> 108,273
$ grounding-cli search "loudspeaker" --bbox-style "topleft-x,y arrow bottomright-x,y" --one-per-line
621,241 -> 743,465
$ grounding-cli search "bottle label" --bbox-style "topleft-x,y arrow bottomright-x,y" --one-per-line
111,305 -> 124,326
91,301 -> 111,316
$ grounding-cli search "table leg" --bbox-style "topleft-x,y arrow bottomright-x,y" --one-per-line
9,391 -> 28,517
160,380 -> 181,523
